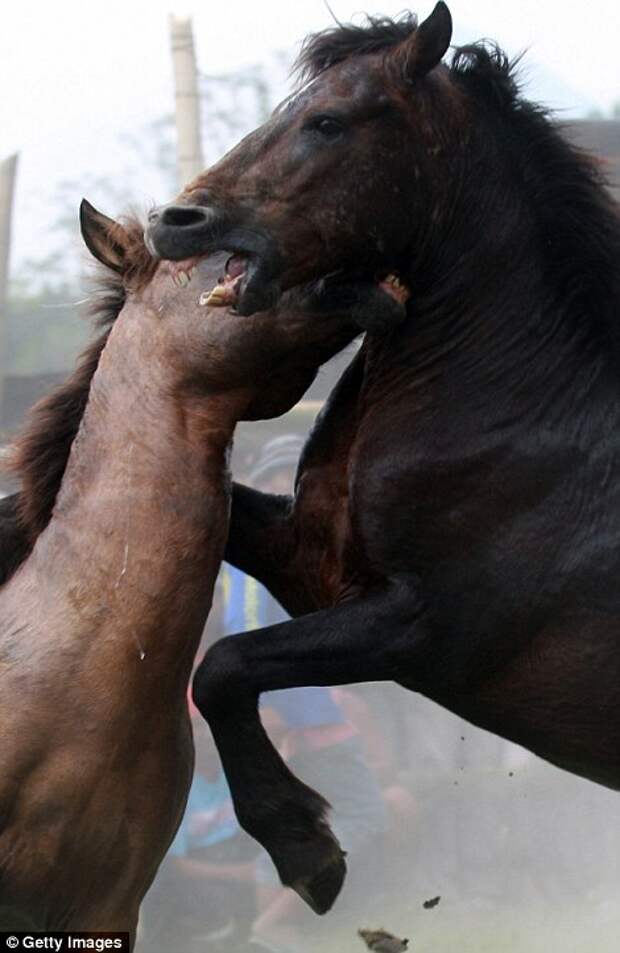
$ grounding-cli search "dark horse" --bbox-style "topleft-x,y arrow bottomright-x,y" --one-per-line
110,1 -> 620,916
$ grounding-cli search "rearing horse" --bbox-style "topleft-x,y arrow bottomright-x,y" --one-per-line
146,3 -> 620,915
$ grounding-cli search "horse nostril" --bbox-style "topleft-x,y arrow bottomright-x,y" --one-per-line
160,205 -> 211,229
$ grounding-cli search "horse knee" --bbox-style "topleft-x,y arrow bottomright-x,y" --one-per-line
192,637 -> 247,717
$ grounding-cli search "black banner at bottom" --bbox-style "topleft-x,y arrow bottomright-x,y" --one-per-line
0,935 -> 130,953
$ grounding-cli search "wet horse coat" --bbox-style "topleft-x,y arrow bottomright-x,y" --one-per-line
146,4 -> 620,913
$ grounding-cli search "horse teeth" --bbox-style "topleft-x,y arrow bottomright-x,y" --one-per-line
207,291 -> 227,306
177,271 -> 190,287
199,286 -> 227,307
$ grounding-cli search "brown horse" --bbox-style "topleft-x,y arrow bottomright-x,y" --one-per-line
0,201 -> 403,933
145,2 -> 620,917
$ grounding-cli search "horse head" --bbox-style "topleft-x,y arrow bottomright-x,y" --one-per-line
145,3 -> 455,315
81,200 -> 366,420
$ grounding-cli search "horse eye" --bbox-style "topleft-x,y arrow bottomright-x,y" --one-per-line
305,116 -> 345,140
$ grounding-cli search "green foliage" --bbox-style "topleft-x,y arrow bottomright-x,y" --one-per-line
6,281 -> 90,375
8,114 -> 177,375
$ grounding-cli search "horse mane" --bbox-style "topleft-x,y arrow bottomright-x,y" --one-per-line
4,216 -> 154,580
295,17 -> 523,110
295,12 -> 517,93
295,13 -> 418,84
450,42 -> 526,118
451,43 -> 620,357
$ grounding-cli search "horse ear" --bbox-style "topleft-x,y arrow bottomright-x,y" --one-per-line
394,2 -> 453,82
79,199 -> 130,273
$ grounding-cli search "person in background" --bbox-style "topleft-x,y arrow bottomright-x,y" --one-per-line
220,435 -> 389,953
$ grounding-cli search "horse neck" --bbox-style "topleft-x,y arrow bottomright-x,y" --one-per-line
388,126 -> 620,422
16,296 -> 240,683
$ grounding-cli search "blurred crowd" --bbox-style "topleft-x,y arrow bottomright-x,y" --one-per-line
135,436 -> 620,953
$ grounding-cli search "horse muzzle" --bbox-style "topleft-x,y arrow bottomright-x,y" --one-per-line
145,203 -> 284,316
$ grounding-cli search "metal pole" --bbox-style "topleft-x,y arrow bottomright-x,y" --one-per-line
169,16 -> 205,191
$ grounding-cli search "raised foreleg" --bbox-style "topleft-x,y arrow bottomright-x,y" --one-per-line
225,484 -> 317,616
226,329 -> 372,616
192,578 -> 431,914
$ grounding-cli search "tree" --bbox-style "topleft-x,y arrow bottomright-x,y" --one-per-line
8,56 -> 289,375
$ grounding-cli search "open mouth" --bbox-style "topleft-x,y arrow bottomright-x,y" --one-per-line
168,255 -> 412,315
148,209 -> 405,317
165,243 -> 281,316
377,271 -> 410,307
148,206 -> 285,316
168,253 -> 251,310
199,254 -> 250,308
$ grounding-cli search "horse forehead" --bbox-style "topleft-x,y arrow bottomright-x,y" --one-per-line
338,59 -> 387,99
280,63 -> 388,118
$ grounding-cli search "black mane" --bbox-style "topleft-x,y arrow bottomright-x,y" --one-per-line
296,12 -> 521,100
451,42 -> 521,107
295,13 -> 418,83
451,45 -> 620,360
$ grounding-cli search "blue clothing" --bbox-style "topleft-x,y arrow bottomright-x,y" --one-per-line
169,772 -> 238,857
221,564 -> 345,728
263,685 -> 345,728
223,563 -> 289,631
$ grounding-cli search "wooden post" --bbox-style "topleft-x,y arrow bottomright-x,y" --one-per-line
169,16 -> 205,191
0,153 -> 18,430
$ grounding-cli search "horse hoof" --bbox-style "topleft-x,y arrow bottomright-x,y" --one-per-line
291,848 -> 347,915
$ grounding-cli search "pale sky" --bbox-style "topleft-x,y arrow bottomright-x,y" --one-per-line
1,0 -> 619,271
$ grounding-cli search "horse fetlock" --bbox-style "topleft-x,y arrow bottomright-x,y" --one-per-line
235,783 -> 346,913
235,778 -> 328,842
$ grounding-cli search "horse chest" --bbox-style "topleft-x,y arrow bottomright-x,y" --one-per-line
293,468 -> 363,605
0,715 -> 191,929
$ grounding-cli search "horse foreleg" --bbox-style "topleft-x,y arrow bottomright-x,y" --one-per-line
192,579 -> 429,914
225,484 -> 316,616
